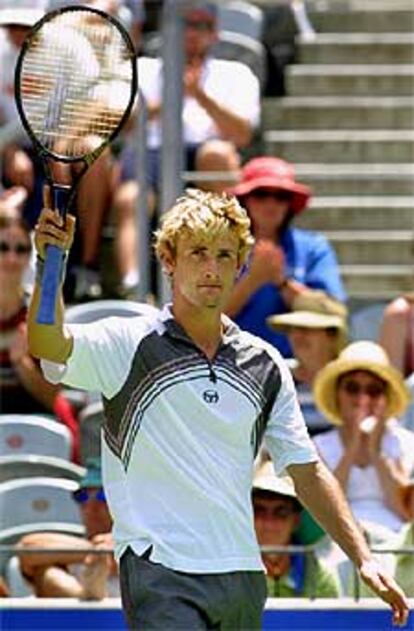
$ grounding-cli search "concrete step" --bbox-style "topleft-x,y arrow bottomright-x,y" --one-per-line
297,196 -> 414,230
325,230 -> 414,264
262,96 -> 414,130
287,64 -> 414,97
340,264 -> 414,299
309,8 -> 414,33
299,33 -> 414,64
294,164 -> 414,196
264,130 -> 414,163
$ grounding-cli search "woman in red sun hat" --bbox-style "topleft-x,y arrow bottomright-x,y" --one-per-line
226,156 -> 346,358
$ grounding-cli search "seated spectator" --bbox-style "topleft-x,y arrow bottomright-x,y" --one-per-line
267,289 -> 347,435
312,341 -> 414,543
253,460 -> 340,598
0,200 -> 79,460
18,458 -> 119,599
134,1 -> 260,188
379,293 -> 414,378
226,156 -> 346,357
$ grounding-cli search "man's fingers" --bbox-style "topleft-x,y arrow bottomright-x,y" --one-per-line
42,184 -> 52,209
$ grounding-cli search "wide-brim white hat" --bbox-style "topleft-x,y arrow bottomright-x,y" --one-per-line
253,461 -> 297,499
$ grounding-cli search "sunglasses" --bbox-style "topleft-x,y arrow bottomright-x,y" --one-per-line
73,488 -> 106,504
0,240 -> 31,255
253,504 -> 298,520
249,190 -> 293,203
185,19 -> 215,31
340,379 -> 386,399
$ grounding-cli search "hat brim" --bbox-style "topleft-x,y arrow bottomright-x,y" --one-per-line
313,359 -> 410,425
267,311 -> 346,333
231,177 -> 311,214
0,9 -> 44,27
253,476 -> 297,499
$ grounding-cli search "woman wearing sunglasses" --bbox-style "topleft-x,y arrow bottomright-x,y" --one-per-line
226,156 -> 346,358
312,341 -> 414,544
0,198 -> 79,459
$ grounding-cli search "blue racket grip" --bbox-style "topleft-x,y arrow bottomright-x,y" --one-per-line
36,245 -> 65,325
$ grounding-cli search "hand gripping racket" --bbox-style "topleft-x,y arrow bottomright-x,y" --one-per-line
15,5 -> 137,324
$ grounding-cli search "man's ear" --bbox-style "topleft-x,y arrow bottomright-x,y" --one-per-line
162,251 -> 175,277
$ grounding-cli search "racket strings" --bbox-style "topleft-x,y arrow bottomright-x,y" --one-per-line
20,10 -> 134,158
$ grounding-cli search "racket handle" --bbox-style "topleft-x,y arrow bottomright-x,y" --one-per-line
36,245 -> 66,325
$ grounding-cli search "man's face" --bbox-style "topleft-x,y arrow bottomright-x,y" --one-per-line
336,370 -> 388,426
164,231 -> 240,311
253,492 -> 300,548
183,10 -> 217,60
288,326 -> 336,364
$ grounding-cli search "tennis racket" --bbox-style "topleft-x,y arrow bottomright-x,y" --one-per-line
15,5 -> 137,324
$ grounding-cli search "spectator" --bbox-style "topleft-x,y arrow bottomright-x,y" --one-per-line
18,458 -> 119,599
226,156 -> 346,357
0,200 -> 79,460
379,293 -> 414,378
253,460 -> 340,597
313,341 -> 414,543
267,289 -> 347,435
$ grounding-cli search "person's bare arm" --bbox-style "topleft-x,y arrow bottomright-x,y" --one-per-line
185,65 -> 253,147
288,460 -> 409,627
226,240 -> 305,317
9,322 -> 60,409
18,532 -> 93,577
378,298 -> 409,373
27,190 -> 75,363
30,566 -> 84,598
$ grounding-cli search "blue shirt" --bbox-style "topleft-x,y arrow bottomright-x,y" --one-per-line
235,227 -> 347,357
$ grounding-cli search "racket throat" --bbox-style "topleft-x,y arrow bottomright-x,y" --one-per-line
52,183 -> 72,219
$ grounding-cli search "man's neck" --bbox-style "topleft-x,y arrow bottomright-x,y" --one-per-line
172,302 -> 223,360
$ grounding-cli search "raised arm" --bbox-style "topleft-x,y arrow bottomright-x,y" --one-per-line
27,188 -> 75,363
288,460 -> 409,627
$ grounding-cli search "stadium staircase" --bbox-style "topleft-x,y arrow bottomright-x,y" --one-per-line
258,0 -> 414,305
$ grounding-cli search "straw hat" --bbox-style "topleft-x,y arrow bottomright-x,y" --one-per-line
267,290 -> 347,337
230,157 -> 311,215
253,461 -> 297,500
313,341 -> 410,425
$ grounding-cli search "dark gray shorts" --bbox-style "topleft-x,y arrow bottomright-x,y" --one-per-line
119,547 -> 267,630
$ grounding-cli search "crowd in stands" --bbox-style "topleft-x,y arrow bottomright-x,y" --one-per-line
1,0 -> 413,607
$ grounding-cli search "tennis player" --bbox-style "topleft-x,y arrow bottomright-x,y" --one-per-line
28,188 -> 409,629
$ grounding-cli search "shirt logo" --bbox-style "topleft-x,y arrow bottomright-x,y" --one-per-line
203,389 -> 219,404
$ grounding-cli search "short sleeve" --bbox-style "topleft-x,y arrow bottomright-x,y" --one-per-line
264,357 -> 318,475
41,317 -> 147,399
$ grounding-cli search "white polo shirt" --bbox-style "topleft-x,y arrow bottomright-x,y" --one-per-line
138,56 -> 260,148
43,305 -> 317,573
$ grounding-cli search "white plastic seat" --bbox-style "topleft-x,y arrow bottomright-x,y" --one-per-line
0,454 -> 85,483
64,299 -> 159,324
0,414 -> 72,460
218,1 -> 264,40
349,302 -> 388,343
0,477 -> 83,539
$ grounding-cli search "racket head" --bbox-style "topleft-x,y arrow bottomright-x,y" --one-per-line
14,4 -> 137,164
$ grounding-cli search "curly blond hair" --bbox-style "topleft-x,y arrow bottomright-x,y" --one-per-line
154,188 -> 253,266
